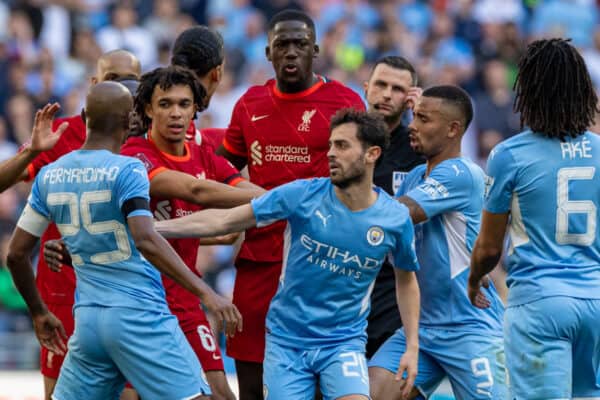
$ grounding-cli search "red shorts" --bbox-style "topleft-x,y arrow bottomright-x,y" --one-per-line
40,303 -> 74,379
226,260 -> 282,363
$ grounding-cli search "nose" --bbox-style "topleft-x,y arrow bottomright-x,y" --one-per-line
170,105 -> 183,118
327,144 -> 336,159
284,44 -> 298,59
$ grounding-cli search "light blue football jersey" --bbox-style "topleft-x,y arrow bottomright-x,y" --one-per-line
28,149 -> 169,312
250,178 -> 419,348
486,130 -> 600,306
397,158 -> 504,332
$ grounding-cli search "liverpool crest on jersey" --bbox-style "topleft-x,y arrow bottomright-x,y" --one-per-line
298,109 -> 317,132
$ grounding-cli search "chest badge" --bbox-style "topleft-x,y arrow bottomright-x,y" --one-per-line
298,109 -> 317,132
367,226 -> 385,246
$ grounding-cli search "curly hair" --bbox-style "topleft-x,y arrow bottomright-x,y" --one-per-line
514,38 -> 599,140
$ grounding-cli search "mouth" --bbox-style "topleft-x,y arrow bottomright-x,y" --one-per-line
329,162 -> 341,172
373,103 -> 393,112
283,63 -> 299,74
167,123 -> 185,134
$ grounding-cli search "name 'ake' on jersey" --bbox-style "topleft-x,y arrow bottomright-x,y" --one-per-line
27,150 -> 168,313
397,158 -> 504,333
485,130 -> 600,306
250,178 -> 419,348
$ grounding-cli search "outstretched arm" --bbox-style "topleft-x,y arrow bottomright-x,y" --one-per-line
0,103 -> 68,192
150,170 -> 264,209
155,204 -> 257,239
129,214 -> 242,336
468,211 -> 509,308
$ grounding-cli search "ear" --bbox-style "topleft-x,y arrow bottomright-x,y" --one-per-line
80,108 -> 86,123
447,120 -> 462,139
363,80 -> 369,97
212,64 -> 223,83
265,45 -> 272,62
144,103 -> 153,120
90,76 -> 98,85
365,145 -> 382,164
313,44 -> 320,57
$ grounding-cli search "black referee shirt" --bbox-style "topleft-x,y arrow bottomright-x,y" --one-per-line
367,122 -> 425,358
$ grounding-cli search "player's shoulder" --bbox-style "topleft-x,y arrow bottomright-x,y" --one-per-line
121,136 -> 156,155
52,114 -> 86,139
239,79 -> 275,100
377,188 -> 412,226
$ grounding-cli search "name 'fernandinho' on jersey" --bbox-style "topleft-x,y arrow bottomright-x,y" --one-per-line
42,166 -> 121,185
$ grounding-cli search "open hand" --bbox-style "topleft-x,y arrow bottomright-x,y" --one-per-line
30,103 -> 69,153
468,275 -> 491,309
33,311 -> 68,356
43,239 -> 72,272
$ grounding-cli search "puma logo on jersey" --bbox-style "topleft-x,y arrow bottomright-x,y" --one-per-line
132,168 -> 146,176
251,114 -> 269,122
315,210 -> 332,227
452,164 -> 463,176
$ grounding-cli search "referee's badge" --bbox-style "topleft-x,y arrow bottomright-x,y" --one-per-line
367,226 -> 385,246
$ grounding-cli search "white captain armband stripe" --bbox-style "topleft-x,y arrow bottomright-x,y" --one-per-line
17,204 -> 50,237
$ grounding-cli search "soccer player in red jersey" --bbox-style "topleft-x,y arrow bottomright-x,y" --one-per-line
10,50 -> 142,400
216,9 -> 366,399
121,66 -> 263,400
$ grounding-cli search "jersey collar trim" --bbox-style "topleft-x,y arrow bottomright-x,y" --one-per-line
272,75 -> 326,99
147,130 -> 191,162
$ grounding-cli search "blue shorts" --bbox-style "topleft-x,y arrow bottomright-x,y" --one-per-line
52,306 -> 210,400
369,327 -> 507,399
263,338 -> 369,400
505,296 -> 600,399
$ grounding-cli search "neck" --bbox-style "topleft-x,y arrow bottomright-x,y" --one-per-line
277,73 -> 319,93
82,134 -> 120,154
425,142 -> 461,177
333,172 -> 378,211
151,131 -> 186,156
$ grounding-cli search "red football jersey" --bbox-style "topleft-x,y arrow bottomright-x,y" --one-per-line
222,77 -> 365,262
121,134 -> 242,330
23,115 -> 86,305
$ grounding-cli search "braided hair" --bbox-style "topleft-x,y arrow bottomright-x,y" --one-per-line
134,66 -> 207,131
514,38 -> 598,140
171,26 -> 224,78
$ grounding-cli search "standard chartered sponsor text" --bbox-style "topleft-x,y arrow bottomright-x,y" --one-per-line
264,144 -> 311,163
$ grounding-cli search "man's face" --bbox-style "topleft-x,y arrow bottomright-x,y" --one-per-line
144,84 -> 196,143
327,123 -> 368,188
266,20 -> 318,88
408,96 -> 451,157
364,64 -> 413,121
93,56 -> 140,84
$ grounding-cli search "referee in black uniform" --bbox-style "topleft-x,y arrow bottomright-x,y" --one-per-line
364,56 -> 425,358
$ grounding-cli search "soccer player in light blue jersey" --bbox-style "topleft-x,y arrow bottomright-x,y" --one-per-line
469,38 -> 600,400
155,108 -> 421,400
369,85 -> 507,400
6,82 -> 241,400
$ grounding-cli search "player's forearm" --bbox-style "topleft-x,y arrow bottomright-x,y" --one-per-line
469,240 -> 502,285
395,271 -> 420,350
155,209 -> 230,238
6,255 -> 47,316
0,149 -> 37,192
135,232 -> 216,301
190,179 -> 264,208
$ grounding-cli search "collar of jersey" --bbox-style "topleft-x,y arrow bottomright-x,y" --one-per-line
272,75 -> 327,99
146,130 -> 191,162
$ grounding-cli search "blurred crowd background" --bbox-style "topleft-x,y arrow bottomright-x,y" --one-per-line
1,0 -> 600,369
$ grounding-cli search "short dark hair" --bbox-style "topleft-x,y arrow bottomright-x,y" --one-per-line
268,9 -> 315,36
514,38 -> 598,140
373,56 -> 418,85
330,108 -> 389,151
135,66 -> 206,131
171,26 -> 224,77
422,85 -> 473,131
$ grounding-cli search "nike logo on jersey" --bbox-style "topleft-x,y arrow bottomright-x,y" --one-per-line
315,210 -> 332,227
212,353 -> 222,360
251,114 -> 269,122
